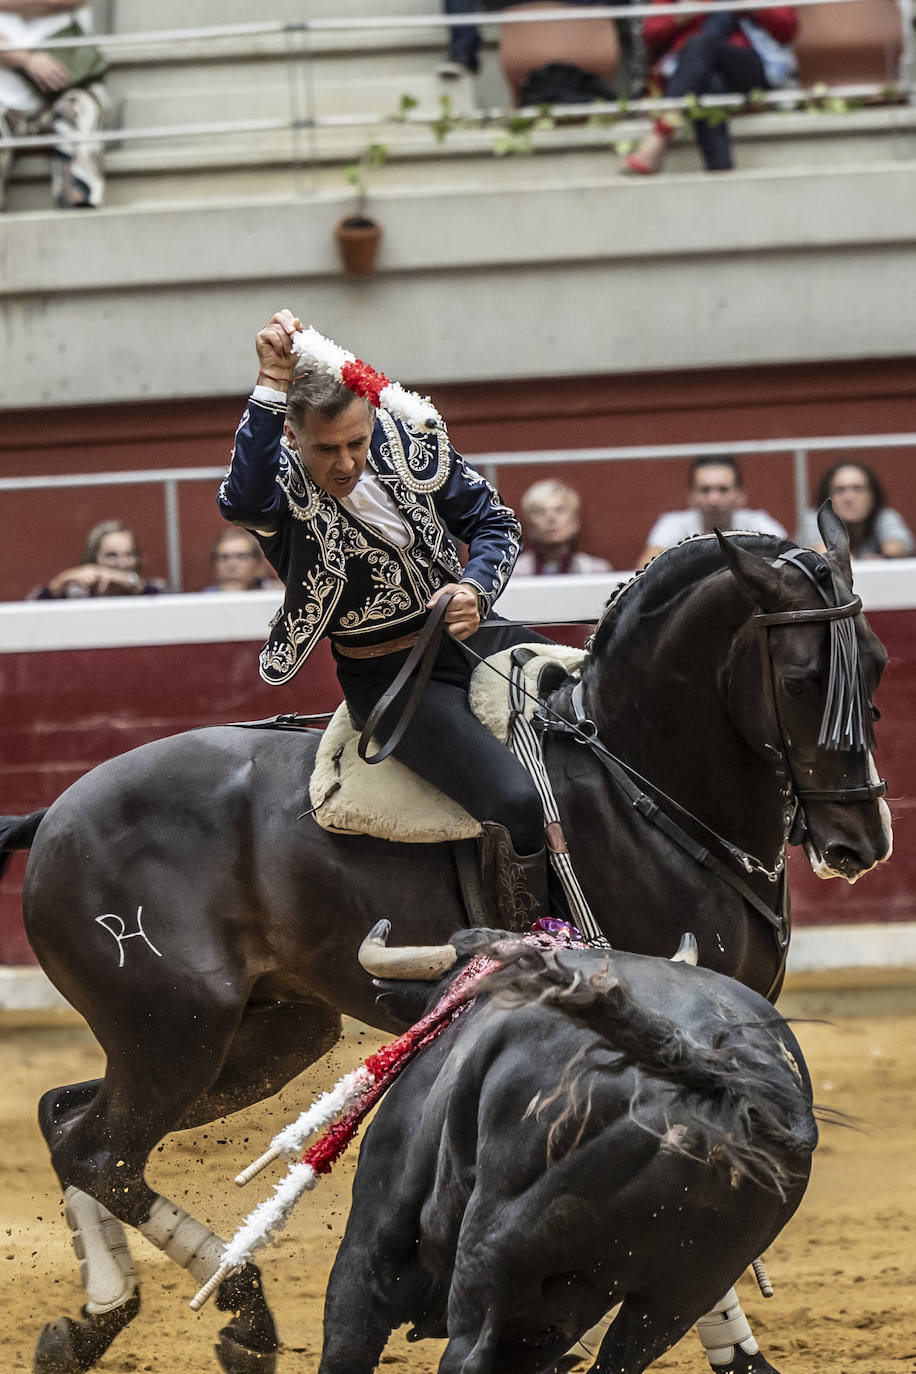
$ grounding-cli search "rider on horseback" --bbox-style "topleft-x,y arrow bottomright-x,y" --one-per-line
218,309 -> 553,931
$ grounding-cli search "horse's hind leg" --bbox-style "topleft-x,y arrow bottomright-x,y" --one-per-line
183,998 -> 343,1374
695,1288 -> 781,1373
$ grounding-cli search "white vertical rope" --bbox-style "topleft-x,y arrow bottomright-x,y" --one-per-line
506,657 -> 609,947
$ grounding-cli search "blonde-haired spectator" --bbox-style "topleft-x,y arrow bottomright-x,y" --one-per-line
28,519 -> 166,598
514,479 -> 613,576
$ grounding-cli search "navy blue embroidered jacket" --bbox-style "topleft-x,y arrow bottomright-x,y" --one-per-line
218,393 -> 522,684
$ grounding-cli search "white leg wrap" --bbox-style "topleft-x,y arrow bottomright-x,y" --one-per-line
567,1307 -> 619,1361
139,1195 -> 226,1284
696,1288 -> 759,1365
63,1187 -> 137,1316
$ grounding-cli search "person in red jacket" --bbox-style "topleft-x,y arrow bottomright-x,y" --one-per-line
623,0 -> 797,174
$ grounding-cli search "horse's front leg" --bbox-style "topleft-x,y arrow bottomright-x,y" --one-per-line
34,1000 -> 282,1374
34,1078 -> 142,1374
34,1177 -> 277,1374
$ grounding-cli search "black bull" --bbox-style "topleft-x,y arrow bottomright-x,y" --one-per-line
321,931 -> 818,1374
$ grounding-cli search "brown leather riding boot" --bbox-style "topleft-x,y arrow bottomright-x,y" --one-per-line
479,822 -> 549,933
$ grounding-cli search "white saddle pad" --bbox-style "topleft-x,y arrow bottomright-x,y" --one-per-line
308,644 -> 585,843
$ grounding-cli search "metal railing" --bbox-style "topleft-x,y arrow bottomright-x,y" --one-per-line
0,0 -> 909,167
2,431 -> 913,593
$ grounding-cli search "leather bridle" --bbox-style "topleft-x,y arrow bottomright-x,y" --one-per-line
752,549 -> 886,814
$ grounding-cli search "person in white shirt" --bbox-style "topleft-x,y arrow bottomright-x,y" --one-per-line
0,2 -> 108,209
513,479 -> 613,576
639,455 -> 787,566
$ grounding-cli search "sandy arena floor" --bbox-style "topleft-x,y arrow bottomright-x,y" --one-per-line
2,988 -> 915,1374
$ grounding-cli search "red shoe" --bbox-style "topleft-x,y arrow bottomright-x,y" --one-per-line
622,153 -> 657,175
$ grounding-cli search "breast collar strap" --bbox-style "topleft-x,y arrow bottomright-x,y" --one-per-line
563,682 -> 789,946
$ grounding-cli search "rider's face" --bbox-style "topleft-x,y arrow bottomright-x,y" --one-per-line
284,399 -> 374,499
690,465 -> 744,529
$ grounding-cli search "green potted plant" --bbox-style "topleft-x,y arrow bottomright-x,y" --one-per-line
334,141 -> 388,275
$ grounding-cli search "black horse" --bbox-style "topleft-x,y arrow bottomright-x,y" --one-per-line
1,515 -> 891,1373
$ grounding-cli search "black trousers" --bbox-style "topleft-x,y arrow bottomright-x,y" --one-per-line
664,12 -> 767,170
445,0 -> 481,70
336,617 -> 553,856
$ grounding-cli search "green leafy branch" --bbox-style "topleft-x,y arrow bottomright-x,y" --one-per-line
341,80 -> 900,206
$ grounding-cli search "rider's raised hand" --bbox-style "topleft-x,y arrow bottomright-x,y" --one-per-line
255,310 -> 303,388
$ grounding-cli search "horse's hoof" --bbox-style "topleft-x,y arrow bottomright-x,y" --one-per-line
34,1293 -> 141,1374
35,1317 -> 90,1374
711,1349 -> 781,1374
215,1328 -> 279,1374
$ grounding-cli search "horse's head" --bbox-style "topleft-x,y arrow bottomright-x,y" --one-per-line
717,505 -> 892,883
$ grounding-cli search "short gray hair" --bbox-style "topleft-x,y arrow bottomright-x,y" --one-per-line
286,372 -> 374,430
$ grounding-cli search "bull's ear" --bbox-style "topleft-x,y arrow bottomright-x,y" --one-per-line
715,529 -> 783,611
816,499 -> 854,588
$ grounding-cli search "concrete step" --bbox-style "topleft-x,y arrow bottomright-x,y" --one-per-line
8,109 -> 916,212
111,0 -> 443,29
107,54 -> 478,127
7,106 -> 916,213
106,0 -> 459,64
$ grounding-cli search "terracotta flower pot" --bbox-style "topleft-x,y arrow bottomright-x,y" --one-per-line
334,216 -> 383,275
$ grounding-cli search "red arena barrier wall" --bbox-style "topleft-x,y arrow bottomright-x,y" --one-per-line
0,582 -> 912,964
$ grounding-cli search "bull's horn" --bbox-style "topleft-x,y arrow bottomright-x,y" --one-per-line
358,919 -> 458,980
670,932 -> 699,965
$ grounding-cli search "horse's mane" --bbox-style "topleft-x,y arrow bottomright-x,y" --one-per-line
588,530 -> 796,658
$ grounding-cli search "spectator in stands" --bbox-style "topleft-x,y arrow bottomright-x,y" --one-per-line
202,528 -> 284,592
622,0 -> 797,175
28,520 -> 165,598
514,479 -> 613,575
0,1 -> 109,211
438,0 -> 481,79
800,461 -> 915,559
639,455 -> 786,564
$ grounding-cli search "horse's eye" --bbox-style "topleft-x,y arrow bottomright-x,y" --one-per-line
873,705 -> 882,722
783,678 -> 807,698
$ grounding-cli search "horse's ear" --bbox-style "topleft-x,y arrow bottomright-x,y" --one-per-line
715,529 -> 783,611
816,499 -> 854,587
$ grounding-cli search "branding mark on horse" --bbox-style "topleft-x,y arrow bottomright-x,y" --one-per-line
96,906 -> 162,968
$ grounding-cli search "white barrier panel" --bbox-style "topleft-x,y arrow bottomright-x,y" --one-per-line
3,559 -> 916,656
3,920 -> 915,1013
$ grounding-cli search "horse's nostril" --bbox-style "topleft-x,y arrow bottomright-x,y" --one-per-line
823,845 -> 866,875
